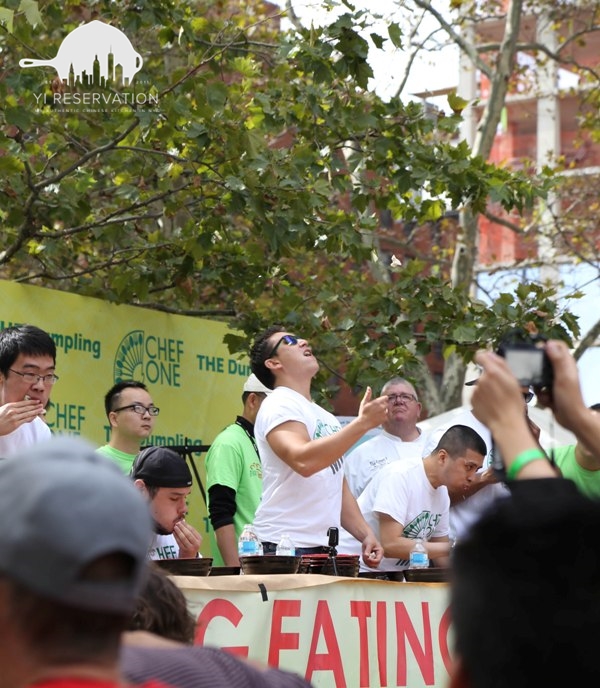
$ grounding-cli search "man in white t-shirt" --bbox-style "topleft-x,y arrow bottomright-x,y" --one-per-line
338,424 -> 486,573
344,376 -> 428,498
0,324 -> 55,456
249,326 -> 389,566
131,446 -> 203,560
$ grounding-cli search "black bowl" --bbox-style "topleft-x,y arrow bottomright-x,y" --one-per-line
298,554 -> 359,577
209,566 -> 241,576
154,557 -> 213,576
404,567 -> 449,583
240,554 -> 301,575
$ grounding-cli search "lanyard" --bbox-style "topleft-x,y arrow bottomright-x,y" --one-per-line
235,417 -> 260,459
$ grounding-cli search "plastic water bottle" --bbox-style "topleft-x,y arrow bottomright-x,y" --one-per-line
238,524 -> 261,557
276,533 -> 295,556
409,537 -> 429,569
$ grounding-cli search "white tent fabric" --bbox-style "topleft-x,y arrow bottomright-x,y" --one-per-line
418,404 -> 576,450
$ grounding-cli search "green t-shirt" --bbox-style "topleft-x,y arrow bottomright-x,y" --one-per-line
205,422 -> 263,566
97,444 -> 137,475
553,445 -> 600,499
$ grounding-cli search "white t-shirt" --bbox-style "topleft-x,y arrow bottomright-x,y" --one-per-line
343,428 -> 427,498
148,533 -> 179,560
338,460 -> 449,572
0,416 -> 51,457
253,386 -> 344,548
421,409 -> 508,540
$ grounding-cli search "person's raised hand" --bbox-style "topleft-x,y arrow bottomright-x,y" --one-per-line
357,386 -> 389,430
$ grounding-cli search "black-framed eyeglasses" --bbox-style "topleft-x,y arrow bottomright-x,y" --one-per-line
523,391 -> 534,404
9,369 -> 59,385
387,393 -> 418,404
113,404 -> 160,416
268,334 -> 299,358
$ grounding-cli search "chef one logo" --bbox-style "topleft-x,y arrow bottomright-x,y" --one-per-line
20,20 -> 158,112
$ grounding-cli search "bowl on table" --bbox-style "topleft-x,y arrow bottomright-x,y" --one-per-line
298,554 -> 359,578
154,557 -> 213,576
403,567 -> 450,583
239,554 -> 301,575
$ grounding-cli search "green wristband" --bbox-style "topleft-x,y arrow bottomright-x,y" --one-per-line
506,448 -> 547,481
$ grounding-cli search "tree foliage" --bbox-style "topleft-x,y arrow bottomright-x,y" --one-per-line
0,0 -> 579,412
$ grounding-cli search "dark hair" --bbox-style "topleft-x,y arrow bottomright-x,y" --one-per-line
129,564 -> 195,644
104,380 -> 148,417
434,424 -> 487,459
249,325 -> 286,390
0,325 -> 56,376
451,480 -> 600,688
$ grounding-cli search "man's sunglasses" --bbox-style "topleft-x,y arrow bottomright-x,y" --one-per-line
268,334 -> 299,358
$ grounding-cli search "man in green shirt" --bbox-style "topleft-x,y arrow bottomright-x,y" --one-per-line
206,374 -> 271,567
552,403 -> 600,499
97,380 -> 159,473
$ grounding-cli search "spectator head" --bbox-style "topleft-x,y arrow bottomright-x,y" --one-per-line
129,564 -> 196,644
0,437 -> 152,665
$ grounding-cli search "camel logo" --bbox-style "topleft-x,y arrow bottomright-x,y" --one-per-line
19,20 -> 143,87
114,330 -> 146,383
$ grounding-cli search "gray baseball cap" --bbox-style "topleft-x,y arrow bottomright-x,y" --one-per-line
0,437 -> 152,614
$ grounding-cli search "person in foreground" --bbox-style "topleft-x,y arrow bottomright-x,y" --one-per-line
250,326 -> 388,564
0,436 -> 169,688
122,566 -> 314,688
449,340 -> 600,688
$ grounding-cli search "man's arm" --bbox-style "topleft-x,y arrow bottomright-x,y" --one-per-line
340,478 -> 383,568
266,388 -> 388,477
208,484 -> 240,566
378,513 -> 451,560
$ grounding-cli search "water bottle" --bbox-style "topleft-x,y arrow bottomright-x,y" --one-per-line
276,533 -> 295,556
238,524 -> 261,557
409,537 -> 429,569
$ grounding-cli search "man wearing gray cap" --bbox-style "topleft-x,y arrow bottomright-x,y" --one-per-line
131,446 -> 203,560
0,436 -> 166,688
205,374 -> 271,566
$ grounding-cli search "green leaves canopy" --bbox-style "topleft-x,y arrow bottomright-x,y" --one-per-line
0,0 -> 575,403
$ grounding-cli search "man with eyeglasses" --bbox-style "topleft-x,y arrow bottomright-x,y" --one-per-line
98,380 -> 159,473
249,326 -> 389,565
344,377 -> 429,498
0,324 -> 57,456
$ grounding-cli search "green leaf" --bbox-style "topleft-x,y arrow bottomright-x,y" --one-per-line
0,7 -> 14,32
18,0 -> 43,27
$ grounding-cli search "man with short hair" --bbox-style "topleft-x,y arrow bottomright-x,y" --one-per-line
206,373 -> 271,567
98,380 -> 159,473
0,436 -> 166,688
344,376 -> 428,497
0,324 -> 56,454
132,446 -> 203,560
339,424 -> 487,573
249,326 -> 388,565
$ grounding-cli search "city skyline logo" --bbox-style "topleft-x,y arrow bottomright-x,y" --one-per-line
19,20 -> 143,87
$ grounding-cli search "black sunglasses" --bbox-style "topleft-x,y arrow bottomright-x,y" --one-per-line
268,334 -> 299,358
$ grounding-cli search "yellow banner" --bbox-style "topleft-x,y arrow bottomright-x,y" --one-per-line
0,280 -> 250,554
178,574 -> 453,688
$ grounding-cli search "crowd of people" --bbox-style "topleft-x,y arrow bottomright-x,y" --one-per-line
1,321 -> 600,688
